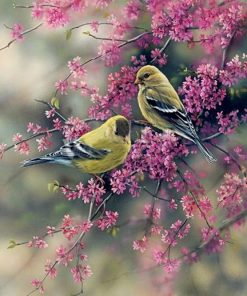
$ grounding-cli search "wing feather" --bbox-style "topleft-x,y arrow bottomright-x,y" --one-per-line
145,89 -> 199,142
59,141 -> 111,160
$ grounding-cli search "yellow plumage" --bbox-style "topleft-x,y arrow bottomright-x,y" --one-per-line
135,65 -> 216,162
75,116 -> 131,174
22,115 -> 131,174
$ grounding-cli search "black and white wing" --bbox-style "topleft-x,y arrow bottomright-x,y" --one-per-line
145,93 -> 198,142
144,90 -> 217,162
22,140 -> 110,167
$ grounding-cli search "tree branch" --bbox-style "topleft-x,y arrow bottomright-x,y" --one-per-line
0,23 -> 43,51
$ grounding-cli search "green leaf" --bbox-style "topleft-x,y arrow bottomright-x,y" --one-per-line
107,227 -> 119,237
83,31 -> 91,36
8,240 -> 17,249
51,97 -> 60,109
229,87 -> 235,98
65,29 -> 72,40
48,180 -> 60,193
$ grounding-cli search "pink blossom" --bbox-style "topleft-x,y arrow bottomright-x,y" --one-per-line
143,204 -> 161,221
46,226 -> 56,237
90,21 -> 99,33
68,57 -> 86,78
121,128 -> 188,182
80,220 -> 93,233
153,249 -> 165,265
217,173 -> 247,221
31,279 -> 44,294
220,55 -> 247,87
71,264 -> 93,283
61,215 -> 79,240
63,117 -> 90,141
97,211 -> 119,230
181,247 -> 199,264
169,199 -> 178,210
151,48 -> 167,66
98,41 -> 121,67
55,80 -> 69,95
163,258 -> 181,274
56,245 -> 74,266
45,108 -> 56,118
27,236 -> 48,249
11,23 -> 24,41
201,227 -> 225,253
31,4 -> 44,20
45,259 -> 57,279
217,110 -> 239,135
60,185 -> 79,201
12,133 -> 30,155
87,178 -> 106,204
133,236 -> 148,253
110,170 -> 128,194
162,220 -> 190,246
36,136 -> 52,152
181,195 -> 197,218
124,0 -> 141,20
53,118 -> 63,130
95,0 -> 112,9
45,7 -> 69,28
27,122 -> 42,134
179,64 -> 227,119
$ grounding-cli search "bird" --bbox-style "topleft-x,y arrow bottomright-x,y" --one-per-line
134,65 -> 216,162
22,115 -> 131,174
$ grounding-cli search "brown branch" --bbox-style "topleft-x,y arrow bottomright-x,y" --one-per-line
0,23 -> 43,51
83,32 -> 128,42
70,22 -> 113,32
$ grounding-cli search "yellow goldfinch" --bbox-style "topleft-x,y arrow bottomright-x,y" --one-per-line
135,65 -> 216,162
22,115 -> 131,174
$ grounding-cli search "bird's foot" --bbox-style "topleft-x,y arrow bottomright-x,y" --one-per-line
93,174 -> 105,186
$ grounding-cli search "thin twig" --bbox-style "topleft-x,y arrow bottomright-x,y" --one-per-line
25,191 -> 115,296
35,99 -> 67,122
221,29 -> 237,69
177,169 -> 212,229
0,23 -> 43,51
4,128 -> 59,153
55,31 -> 151,96
209,142 -> 246,177
179,207 -> 247,261
151,36 -> 172,64
145,180 -> 161,235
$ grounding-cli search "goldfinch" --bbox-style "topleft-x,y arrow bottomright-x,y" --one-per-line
22,115 -> 131,174
135,65 -> 216,162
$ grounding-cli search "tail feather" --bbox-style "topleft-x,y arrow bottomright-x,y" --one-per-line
194,139 -> 217,163
21,157 -> 54,167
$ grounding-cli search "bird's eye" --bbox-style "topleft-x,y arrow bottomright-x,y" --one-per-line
143,73 -> 150,79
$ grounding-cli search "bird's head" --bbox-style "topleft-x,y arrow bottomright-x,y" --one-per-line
105,115 -> 130,144
134,65 -> 165,88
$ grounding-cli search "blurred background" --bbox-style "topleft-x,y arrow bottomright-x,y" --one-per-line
1,1 -> 247,295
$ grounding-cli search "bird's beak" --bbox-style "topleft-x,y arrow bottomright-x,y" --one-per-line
134,78 -> 141,85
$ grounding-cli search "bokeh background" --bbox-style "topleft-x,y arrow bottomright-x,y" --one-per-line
1,1 -> 247,295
